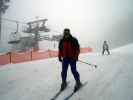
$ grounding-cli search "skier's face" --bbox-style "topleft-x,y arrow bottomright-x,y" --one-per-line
64,30 -> 70,39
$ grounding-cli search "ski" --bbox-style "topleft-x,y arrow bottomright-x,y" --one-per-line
64,81 -> 88,100
51,82 -> 70,100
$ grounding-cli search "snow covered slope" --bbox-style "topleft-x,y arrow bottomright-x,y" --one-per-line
0,43 -> 133,100
112,43 -> 133,54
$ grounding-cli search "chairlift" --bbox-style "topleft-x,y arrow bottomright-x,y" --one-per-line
8,32 -> 21,44
23,18 -> 50,33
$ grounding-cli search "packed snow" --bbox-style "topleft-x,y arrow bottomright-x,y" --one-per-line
0,43 -> 133,100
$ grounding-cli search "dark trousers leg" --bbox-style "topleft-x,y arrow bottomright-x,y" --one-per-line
61,59 -> 69,83
106,49 -> 110,55
69,59 -> 80,82
102,49 -> 105,55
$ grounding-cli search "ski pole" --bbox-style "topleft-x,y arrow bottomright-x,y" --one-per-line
78,60 -> 97,68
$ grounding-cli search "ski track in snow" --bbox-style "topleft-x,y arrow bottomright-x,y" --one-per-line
0,44 -> 133,100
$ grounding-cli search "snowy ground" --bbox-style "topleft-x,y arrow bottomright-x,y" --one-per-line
0,44 -> 133,100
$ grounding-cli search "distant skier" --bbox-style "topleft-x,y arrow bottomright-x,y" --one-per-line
102,40 -> 110,55
58,28 -> 82,92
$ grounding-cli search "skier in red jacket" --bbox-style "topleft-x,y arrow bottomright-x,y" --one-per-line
58,28 -> 82,92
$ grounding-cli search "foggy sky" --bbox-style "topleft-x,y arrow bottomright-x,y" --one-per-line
1,0 -> 133,51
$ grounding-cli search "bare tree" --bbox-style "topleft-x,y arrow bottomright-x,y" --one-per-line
0,0 -> 10,40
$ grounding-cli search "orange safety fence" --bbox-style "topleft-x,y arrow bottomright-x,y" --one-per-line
49,50 -> 58,58
31,50 -> 50,60
80,48 -> 93,53
11,51 -> 31,63
0,53 -> 11,65
0,48 -> 92,65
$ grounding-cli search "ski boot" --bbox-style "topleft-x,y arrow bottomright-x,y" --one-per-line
74,81 -> 82,92
60,81 -> 67,91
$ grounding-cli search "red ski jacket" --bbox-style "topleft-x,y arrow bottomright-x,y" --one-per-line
58,36 -> 80,60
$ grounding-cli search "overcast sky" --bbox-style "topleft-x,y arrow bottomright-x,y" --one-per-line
1,0 -> 133,51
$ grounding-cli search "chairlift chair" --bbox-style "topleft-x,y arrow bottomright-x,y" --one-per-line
8,32 -> 21,44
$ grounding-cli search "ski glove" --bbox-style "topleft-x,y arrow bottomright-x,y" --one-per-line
58,57 -> 63,62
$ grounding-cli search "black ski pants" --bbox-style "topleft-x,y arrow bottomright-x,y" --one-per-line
61,58 -> 80,83
102,49 -> 110,55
